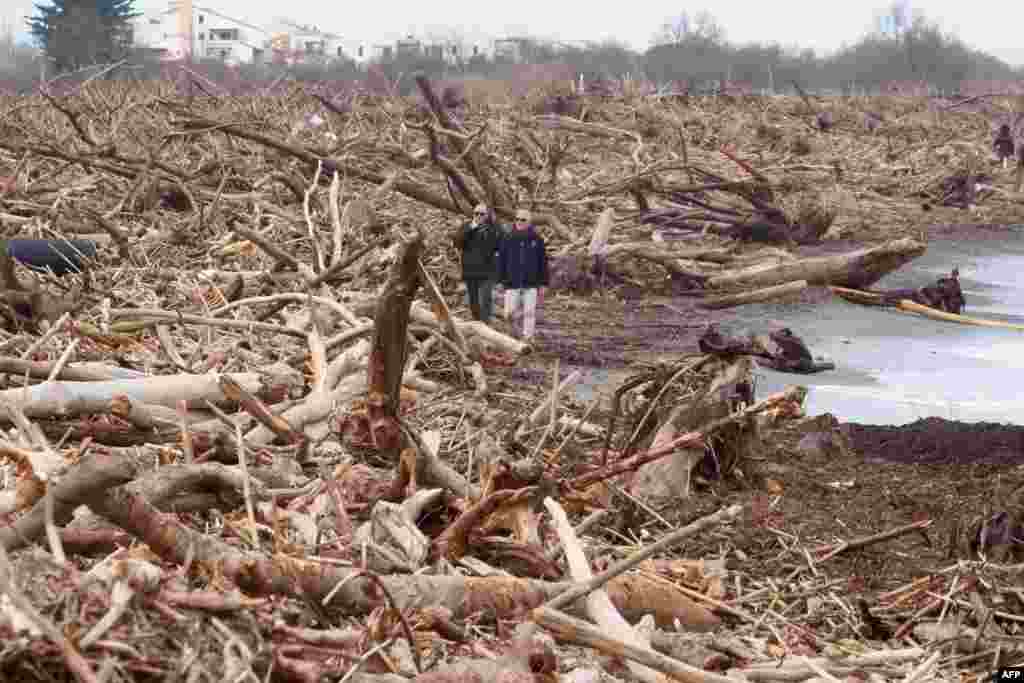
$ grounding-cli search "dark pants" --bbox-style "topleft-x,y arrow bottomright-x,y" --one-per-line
465,278 -> 495,322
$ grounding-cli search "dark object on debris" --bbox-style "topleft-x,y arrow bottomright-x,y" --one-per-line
881,268 -> 964,314
969,511 -> 1023,562
5,239 -> 98,276
157,186 -> 193,212
937,172 -> 991,209
698,325 -> 835,374
440,84 -> 465,110
857,598 -> 894,640
864,111 -> 883,133
816,111 -> 834,132
698,325 -> 751,356
994,124 -> 1015,165
534,93 -> 582,118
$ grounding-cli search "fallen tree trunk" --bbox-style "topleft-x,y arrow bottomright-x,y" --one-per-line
342,292 -> 529,356
0,372 -> 272,420
697,280 -> 808,310
81,477 -> 713,624
707,238 -> 925,290
604,243 -> 711,284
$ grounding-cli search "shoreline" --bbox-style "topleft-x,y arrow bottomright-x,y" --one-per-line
490,220 -> 1024,434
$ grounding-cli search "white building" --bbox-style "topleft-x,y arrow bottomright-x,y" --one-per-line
266,18 -> 357,65
131,0 -> 270,63
129,3 -> 499,67
130,1 -> 354,66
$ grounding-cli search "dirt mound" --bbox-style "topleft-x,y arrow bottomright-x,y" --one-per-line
844,416 -> 1024,465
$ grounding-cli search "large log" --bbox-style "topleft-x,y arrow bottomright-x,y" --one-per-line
698,280 -> 808,310
707,238 -> 925,290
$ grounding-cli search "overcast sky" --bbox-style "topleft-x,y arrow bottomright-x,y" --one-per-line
8,0 -> 1024,66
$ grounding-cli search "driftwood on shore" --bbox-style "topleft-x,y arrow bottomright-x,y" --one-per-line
707,238 -> 927,290
1,73 -> 1016,683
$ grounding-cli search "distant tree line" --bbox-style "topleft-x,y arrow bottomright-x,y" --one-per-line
356,6 -> 1021,96
14,0 -> 1023,96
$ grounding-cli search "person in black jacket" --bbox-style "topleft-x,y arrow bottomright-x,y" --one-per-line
453,203 -> 502,323
497,208 -> 548,342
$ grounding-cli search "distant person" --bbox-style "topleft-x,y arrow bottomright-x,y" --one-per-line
453,203 -> 502,323
498,208 -> 549,342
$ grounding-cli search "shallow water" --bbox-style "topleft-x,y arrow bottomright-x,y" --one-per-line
753,227 -> 1024,425
573,227 -> 1024,426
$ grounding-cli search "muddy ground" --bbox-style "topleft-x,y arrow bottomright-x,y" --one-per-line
484,222 -> 1024,590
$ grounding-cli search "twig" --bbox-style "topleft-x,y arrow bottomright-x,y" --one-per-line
544,509 -> 609,563
0,545 -> 99,683
530,359 -> 560,460
303,160 -> 326,273
328,171 -> 344,267
533,606 -> 734,683
20,312 -> 70,360
110,308 -> 308,339
44,490 -> 66,565
798,655 -> 842,683
235,419 -> 258,550
549,394 -> 602,463
544,503 -> 743,611
45,338 -> 79,383
901,650 -> 942,683
814,519 -> 934,563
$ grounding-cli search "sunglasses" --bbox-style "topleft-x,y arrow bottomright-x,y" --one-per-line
474,211 -> 488,216
515,217 -> 529,222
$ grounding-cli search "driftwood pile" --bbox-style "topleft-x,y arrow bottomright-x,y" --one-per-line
0,76 -> 1021,682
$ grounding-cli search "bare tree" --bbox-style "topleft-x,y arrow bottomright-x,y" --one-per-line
653,11 -> 691,46
652,10 -> 725,47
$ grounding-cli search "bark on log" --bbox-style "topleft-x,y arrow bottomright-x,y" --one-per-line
0,372 -> 268,421
707,238 -> 926,290
0,359 -> 145,382
697,280 -> 808,310
533,607 -> 734,683
0,451 -> 138,552
604,244 -> 711,282
343,293 -> 529,356
366,229 -> 425,453
84,482 -> 709,624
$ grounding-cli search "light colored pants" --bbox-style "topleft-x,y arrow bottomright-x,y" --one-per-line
504,287 -> 537,339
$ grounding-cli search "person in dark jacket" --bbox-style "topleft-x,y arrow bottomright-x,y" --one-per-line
453,203 -> 502,323
497,208 -> 548,342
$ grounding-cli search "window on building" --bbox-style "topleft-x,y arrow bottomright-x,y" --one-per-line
337,46 -> 343,57
198,32 -> 205,40
198,15 -> 204,24
149,18 -> 160,24
473,45 -> 478,55
210,29 -> 239,41
358,46 -> 364,57
451,45 -> 458,55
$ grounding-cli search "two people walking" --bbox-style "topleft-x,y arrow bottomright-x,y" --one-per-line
454,203 -> 548,343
